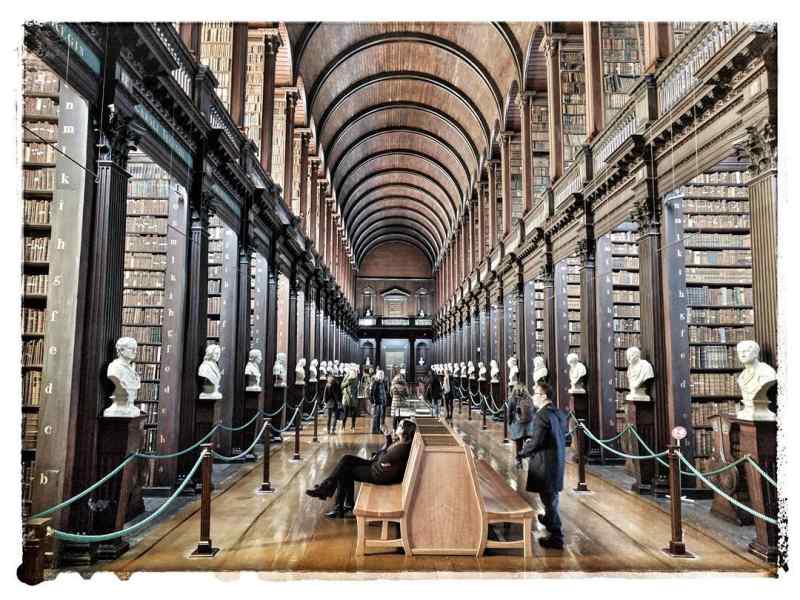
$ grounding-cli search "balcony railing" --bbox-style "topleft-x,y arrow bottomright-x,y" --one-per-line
357,316 -> 433,328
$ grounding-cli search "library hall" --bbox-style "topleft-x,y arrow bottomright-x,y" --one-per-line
12,18 -> 789,584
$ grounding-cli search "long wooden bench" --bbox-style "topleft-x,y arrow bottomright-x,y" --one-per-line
353,434 -> 422,556
354,417 -> 535,558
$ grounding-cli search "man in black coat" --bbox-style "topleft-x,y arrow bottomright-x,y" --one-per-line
306,419 -> 417,518
427,370 -> 443,416
518,382 -> 567,549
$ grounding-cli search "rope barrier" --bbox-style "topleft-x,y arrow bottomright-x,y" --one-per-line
137,424 -> 222,460
302,398 -> 320,421
217,412 -> 262,432
269,403 -> 303,433
582,426 -> 669,461
51,451 -> 205,542
212,421 -> 271,462
677,452 -> 777,526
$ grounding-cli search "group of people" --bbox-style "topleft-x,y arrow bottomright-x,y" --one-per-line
320,363 -> 361,434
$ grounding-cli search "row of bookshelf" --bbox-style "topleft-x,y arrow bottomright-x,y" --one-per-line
23,236 -> 49,262
22,371 -> 42,406
613,304 -> 640,318
138,382 -> 159,403
121,325 -> 162,345
208,296 -> 222,314
122,307 -> 163,326
685,249 -> 751,266
23,199 -> 50,225
21,339 -> 45,366
686,285 -> 753,306
690,400 -> 739,427
21,308 -> 46,334
125,235 -> 167,253
613,289 -> 640,303
685,267 -> 751,285
124,270 -> 166,289
23,97 -> 57,119
135,363 -> 160,380
685,214 -> 750,229
690,372 -> 738,397
123,289 -> 165,307
126,198 -> 169,215
126,216 -> 168,235
614,332 -> 641,348
689,344 -> 743,370
22,413 -> 39,449
684,232 -> 750,249
22,167 -> 55,193
125,252 -> 168,270
22,274 -> 48,296
23,143 -> 57,164
613,272 -> 639,286
689,325 -> 754,343
687,307 -> 753,325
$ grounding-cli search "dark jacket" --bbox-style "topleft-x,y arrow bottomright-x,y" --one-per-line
370,434 -> 413,483
518,403 -> 566,493
370,379 -> 388,406
429,373 -> 442,399
323,379 -> 341,409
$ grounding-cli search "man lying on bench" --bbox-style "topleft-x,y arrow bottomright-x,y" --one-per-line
306,419 -> 417,518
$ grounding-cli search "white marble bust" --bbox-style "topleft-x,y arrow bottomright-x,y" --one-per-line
507,356 -> 519,387
105,337 -> 143,417
460,362 -> 467,378
309,358 -> 319,383
468,361 -> 476,380
478,362 -> 487,381
295,358 -> 306,387
567,353 -> 587,394
736,340 -> 777,421
532,356 -> 548,385
319,360 -> 328,377
245,348 -> 263,392
490,359 -> 500,383
199,344 -> 223,400
365,356 -> 371,367
626,346 -> 654,402
273,352 -> 287,388
333,359 -> 341,377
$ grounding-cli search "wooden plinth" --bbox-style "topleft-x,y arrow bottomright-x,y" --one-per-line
624,399 -> 655,495
93,413 -> 146,560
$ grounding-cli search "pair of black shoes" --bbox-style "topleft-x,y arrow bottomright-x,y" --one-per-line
536,514 -> 564,550
325,505 -> 354,519
306,480 -> 336,500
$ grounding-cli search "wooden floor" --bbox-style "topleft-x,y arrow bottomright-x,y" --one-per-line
99,412 -> 776,577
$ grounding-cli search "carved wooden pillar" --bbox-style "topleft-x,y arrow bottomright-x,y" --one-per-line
544,36 -> 564,181
466,205 -> 474,274
286,272 -> 299,389
264,246 -> 279,418
583,21 -> 604,138
500,131 -> 512,237
259,34 -> 281,172
308,159 -> 320,245
743,118 -> 778,367
477,183 -> 486,262
229,23 -> 249,128
298,132 -> 310,235
179,23 -> 201,58
519,92 -> 534,214
283,91 -> 298,208
540,256 -> 557,384
68,113 -> 137,555
231,209 -> 252,454
304,280 -> 313,364
515,267 -> 527,383
644,22 -> 672,73
487,160 -> 499,249
577,229 -> 600,460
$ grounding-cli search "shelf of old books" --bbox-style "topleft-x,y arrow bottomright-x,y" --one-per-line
509,137 -> 524,224
596,223 -> 642,437
559,40 -> 586,171
122,152 -> 189,485
244,31 -> 265,156
600,22 -> 643,124
663,164 -> 752,473
522,278 -> 544,381
554,254 -> 582,408
530,97 -> 550,201
21,53 -> 90,520
200,22 -> 233,112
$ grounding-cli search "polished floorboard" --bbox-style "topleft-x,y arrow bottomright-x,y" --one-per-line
100,412 -> 775,577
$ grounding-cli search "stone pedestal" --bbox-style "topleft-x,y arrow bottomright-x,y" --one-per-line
624,399 -> 656,495
194,396 -> 219,491
568,392 -> 588,463
731,417 -> 778,564
92,414 -> 146,560
489,381 -> 503,422
240,389 -> 260,462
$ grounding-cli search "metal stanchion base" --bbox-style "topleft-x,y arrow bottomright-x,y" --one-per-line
190,542 -> 220,558
573,483 -> 590,493
255,483 -> 276,495
662,544 -> 695,559
289,455 -> 303,462
502,438 -> 510,445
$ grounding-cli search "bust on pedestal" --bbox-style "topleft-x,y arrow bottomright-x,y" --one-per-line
478,362 -> 487,382
104,337 -> 144,417
467,361 -> 476,380
736,340 -> 777,421
625,346 -> 654,402
460,362 -> 467,379
198,344 -> 223,400
309,358 -> 319,384
507,356 -> 519,388
319,360 -> 328,378
567,353 -> 587,394
489,360 -> 500,383
245,349 -> 263,392
532,356 -> 548,386
273,352 -> 287,388
295,358 -> 306,387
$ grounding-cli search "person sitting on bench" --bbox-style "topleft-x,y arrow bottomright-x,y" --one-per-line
306,419 -> 417,519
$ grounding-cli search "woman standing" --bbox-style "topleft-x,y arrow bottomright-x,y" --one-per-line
341,366 -> 359,432
389,370 -> 408,429
323,374 -> 342,435
370,370 -> 388,433
507,383 -> 535,468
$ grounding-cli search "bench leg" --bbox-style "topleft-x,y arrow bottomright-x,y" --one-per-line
522,518 -> 533,559
381,520 -> 390,540
356,517 -> 366,556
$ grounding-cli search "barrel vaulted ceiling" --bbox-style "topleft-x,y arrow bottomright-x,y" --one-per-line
284,22 -> 537,268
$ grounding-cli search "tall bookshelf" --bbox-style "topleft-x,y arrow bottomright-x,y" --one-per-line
20,55 -> 60,520
271,94 -> 287,185
245,33 -> 265,157
200,22 -> 233,111
523,277 -> 545,384
530,98 -> 550,201
554,255 -> 582,408
600,23 -> 643,124
672,168 -> 752,473
671,22 -> 699,50
510,137 -> 523,223
559,41 -> 586,170
535,279 -> 545,357
597,224 -> 642,437
22,54 -> 90,522
123,154 -> 171,477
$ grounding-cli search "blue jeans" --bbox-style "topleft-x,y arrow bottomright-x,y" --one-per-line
539,491 -> 563,541
371,404 -> 385,433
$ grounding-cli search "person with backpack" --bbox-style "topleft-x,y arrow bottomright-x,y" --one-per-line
507,383 -> 535,469
517,382 -> 568,550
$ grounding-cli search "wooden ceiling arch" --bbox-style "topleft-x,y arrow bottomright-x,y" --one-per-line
286,21 -> 536,263
358,236 -> 435,269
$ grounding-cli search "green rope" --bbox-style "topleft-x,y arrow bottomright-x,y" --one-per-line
746,456 -> 778,488
212,421 -> 270,462
52,451 -> 205,542
32,453 -> 139,518
582,427 -> 669,461
678,452 -> 777,526
217,411 -> 262,432
137,424 -> 221,460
